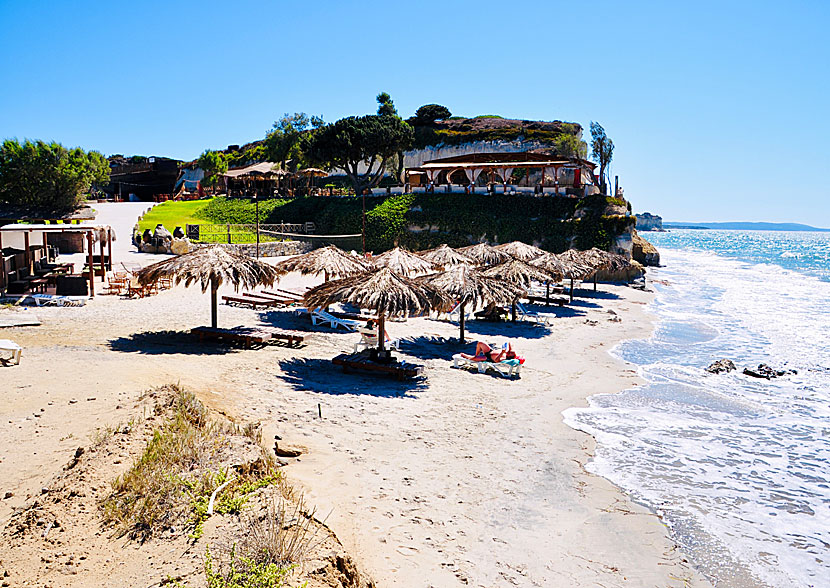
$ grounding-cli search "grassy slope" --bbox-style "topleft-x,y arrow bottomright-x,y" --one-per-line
137,199 -> 214,232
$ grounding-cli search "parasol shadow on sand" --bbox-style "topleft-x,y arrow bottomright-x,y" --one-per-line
136,245 -> 281,329
277,357 -> 427,397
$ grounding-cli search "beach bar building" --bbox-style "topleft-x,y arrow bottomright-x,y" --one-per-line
0,223 -> 114,297
405,152 -> 599,196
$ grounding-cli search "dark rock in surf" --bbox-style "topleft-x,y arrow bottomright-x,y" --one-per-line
743,363 -> 797,379
706,359 -> 736,374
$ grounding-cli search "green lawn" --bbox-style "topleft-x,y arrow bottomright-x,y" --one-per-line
137,198 -> 282,243
137,198 -> 214,233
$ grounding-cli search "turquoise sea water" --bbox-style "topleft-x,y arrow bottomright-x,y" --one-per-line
564,230 -> 830,587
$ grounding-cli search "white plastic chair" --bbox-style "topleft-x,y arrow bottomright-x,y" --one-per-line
311,309 -> 360,331
516,302 -> 552,325
0,339 -> 22,365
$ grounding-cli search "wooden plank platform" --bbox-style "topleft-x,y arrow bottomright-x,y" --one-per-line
222,295 -> 281,309
525,294 -> 569,307
332,353 -> 423,380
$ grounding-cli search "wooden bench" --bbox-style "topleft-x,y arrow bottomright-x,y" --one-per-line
257,327 -> 306,347
191,326 -> 271,348
222,295 -> 281,309
332,353 -> 423,380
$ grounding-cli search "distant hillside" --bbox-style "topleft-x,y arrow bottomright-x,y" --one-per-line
664,221 -> 830,232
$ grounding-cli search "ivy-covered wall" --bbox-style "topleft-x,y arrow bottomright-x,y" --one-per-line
198,194 -> 634,253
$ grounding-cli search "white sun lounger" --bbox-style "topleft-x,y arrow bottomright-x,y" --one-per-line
0,339 -> 22,365
451,354 -> 522,379
516,302 -> 552,325
311,309 -> 360,331
353,327 -> 400,353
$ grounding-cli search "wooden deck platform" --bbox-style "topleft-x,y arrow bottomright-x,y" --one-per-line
332,353 -> 423,380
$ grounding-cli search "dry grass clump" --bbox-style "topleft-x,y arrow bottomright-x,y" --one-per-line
100,385 -> 283,541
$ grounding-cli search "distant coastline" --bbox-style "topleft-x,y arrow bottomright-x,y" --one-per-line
662,221 -> 830,232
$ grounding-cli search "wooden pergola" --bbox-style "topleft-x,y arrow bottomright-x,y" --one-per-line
406,152 -> 596,193
0,223 -> 114,298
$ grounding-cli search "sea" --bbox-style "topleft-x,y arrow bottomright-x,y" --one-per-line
563,229 -> 830,588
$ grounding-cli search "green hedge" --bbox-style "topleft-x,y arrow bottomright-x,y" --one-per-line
197,194 -> 633,253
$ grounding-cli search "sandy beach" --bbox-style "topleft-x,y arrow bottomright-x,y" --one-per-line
0,205 -> 709,587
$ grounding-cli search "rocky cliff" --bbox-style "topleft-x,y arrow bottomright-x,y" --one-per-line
632,231 -> 660,266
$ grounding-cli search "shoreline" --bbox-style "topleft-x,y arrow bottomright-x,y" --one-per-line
0,231 -> 709,586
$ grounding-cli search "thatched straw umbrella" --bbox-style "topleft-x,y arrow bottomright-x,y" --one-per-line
273,244 -> 371,282
373,247 -> 439,276
482,258 -> 555,320
530,252 -> 567,304
493,241 -> 546,262
555,249 -> 597,302
418,265 -> 524,342
417,244 -> 474,268
581,248 -> 634,291
304,268 -> 450,352
297,167 -> 328,195
456,243 -> 512,267
136,245 -> 281,328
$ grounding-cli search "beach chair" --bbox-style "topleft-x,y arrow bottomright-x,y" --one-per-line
0,339 -> 22,365
516,302 -> 553,325
442,301 -> 471,322
353,326 -> 400,353
311,309 -> 360,331
451,354 -> 522,379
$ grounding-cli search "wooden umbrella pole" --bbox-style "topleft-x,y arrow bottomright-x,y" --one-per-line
459,301 -> 466,343
594,273 -> 597,292
546,282 -> 550,306
511,300 -> 517,322
210,275 -> 218,328
378,313 -> 386,352
570,277 -> 574,303
87,231 -> 95,298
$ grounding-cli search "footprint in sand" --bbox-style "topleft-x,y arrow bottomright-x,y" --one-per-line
396,545 -> 420,556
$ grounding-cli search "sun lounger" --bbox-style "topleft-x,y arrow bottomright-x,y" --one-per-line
260,290 -> 302,304
256,327 -> 306,347
451,354 -> 522,379
441,301 -> 471,322
311,309 -> 360,331
191,326 -> 271,348
516,302 -> 553,325
0,339 -> 22,365
222,295 -> 281,309
353,327 -> 400,353
332,352 -> 423,380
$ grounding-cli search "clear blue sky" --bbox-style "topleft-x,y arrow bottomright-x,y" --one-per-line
1,0 -> 828,226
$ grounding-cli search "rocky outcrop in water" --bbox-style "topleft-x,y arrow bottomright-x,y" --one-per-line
706,359 -> 737,374
632,231 -> 660,266
743,364 -> 797,379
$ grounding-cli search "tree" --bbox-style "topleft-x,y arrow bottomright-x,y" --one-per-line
590,122 -> 614,194
414,104 -> 451,124
555,134 -> 588,159
376,92 -> 397,117
0,139 -> 110,211
307,115 -> 414,195
197,150 -> 228,193
265,112 -> 324,171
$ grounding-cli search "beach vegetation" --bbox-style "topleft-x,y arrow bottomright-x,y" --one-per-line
100,386 -> 282,541
306,114 -> 414,196
264,112 -> 323,172
0,138 -> 109,211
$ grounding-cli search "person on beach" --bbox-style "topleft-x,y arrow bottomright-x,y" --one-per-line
461,341 -> 516,362
361,319 -> 389,346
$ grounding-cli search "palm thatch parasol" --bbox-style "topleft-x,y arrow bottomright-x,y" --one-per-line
418,265 -> 524,342
136,245 -> 281,328
417,244 -> 474,268
456,242 -> 512,267
304,268 -> 451,351
482,258 -> 555,320
274,244 -> 371,282
493,241 -> 546,262
555,249 -> 599,302
297,167 -> 328,194
530,252 -> 567,304
581,248 -> 634,291
373,247 -> 439,276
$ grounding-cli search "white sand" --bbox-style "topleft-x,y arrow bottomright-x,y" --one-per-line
0,203 -> 710,586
